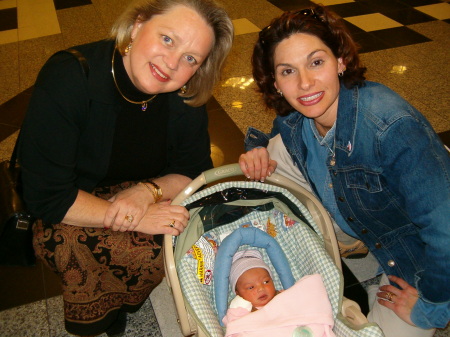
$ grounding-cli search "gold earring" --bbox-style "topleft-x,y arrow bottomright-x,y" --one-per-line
125,39 -> 133,54
180,85 -> 187,94
277,89 -> 283,97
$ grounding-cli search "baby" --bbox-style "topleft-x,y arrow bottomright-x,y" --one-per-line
223,250 -> 279,324
222,249 -> 335,337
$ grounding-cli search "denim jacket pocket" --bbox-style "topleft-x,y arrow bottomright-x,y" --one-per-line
244,127 -> 270,152
343,168 -> 396,212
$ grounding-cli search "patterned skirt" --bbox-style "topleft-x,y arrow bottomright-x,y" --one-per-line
32,182 -> 165,336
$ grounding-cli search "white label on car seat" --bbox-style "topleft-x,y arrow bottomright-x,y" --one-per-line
192,236 -> 215,285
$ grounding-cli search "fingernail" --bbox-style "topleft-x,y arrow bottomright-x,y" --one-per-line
246,175 -> 251,179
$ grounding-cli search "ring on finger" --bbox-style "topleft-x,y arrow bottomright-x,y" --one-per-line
385,291 -> 394,302
125,214 -> 134,223
168,220 -> 175,228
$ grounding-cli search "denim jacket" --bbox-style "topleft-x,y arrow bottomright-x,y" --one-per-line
245,82 -> 450,327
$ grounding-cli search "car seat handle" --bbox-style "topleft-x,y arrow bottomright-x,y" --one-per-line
172,164 -> 243,205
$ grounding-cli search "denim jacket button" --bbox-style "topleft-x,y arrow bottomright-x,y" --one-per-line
361,228 -> 368,234
333,171 -> 337,176
375,242 -> 382,249
347,217 -> 354,222
387,260 -> 395,267
338,197 -> 345,202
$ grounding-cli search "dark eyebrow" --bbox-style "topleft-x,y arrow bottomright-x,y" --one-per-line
275,49 -> 326,69
307,49 -> 326,60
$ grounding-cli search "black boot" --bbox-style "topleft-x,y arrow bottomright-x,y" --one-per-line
106,311 -> 127,337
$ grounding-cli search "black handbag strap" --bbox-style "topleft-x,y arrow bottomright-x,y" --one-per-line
9,48 -> 90,169
62,48 -> 90,78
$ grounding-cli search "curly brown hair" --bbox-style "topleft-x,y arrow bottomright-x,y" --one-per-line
252,5 -> 366,116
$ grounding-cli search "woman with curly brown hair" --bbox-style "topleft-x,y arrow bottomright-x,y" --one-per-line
239,5 -> 449,337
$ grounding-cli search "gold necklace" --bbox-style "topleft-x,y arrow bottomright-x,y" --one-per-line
111,49 -> 157,111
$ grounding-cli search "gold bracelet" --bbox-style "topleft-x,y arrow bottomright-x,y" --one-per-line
139,182 -> 160,203
147,180 -> 163,202
139,182 -> 155,200
139,181 -> 162,203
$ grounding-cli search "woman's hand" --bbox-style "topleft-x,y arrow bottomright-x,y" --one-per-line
377,275 -> 419,326
239,147 -> 277,182
134,201 -> 190,236
104,183 -> 154,231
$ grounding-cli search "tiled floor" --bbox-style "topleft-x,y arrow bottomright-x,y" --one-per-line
0,0 -> 449,336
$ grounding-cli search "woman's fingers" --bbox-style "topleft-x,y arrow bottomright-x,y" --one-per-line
103,184 -> 154,230
119,212 -> 140,232
268,159 -> 278,176
103,200 -> 143,231
105,202 -> 189,235
388,275 -> 418,295
132,203 -> 190,235
239,153 -> 254,179
162,208 -> 189,230
376,275 -> 418,326
239,148 -> 273,181
162,217 -> 187,235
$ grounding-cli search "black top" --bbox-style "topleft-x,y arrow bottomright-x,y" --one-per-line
99,47 -> 169,186
19,39 -> 213,224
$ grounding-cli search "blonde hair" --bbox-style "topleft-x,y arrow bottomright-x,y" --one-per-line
111,0 -> 234,106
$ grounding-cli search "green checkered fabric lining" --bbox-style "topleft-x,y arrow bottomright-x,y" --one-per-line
175,181 -> 384,337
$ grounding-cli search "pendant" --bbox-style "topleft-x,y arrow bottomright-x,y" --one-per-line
141,102 -> 148,111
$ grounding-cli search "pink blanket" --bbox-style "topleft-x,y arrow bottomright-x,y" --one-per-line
224,274 -> 336,337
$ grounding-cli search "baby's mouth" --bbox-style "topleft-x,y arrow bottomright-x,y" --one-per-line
258,294 -> 268,301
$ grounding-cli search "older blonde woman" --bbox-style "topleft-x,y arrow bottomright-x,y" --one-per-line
18,0 -> 233,335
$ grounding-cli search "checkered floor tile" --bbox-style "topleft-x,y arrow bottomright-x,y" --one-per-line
0,0 -> 92,34
267,0 -> 449,53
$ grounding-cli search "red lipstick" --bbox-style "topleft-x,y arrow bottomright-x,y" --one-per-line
150,63 -> 170,82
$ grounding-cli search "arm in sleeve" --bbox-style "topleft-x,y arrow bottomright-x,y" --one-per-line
244,116 -> 283,152
410,298 -> 450,329
244,127 -> 270,152
380,114 -> 450,305
18,54 -> 89,224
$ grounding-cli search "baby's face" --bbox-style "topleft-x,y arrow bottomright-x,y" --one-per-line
235,268 -> 276,307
